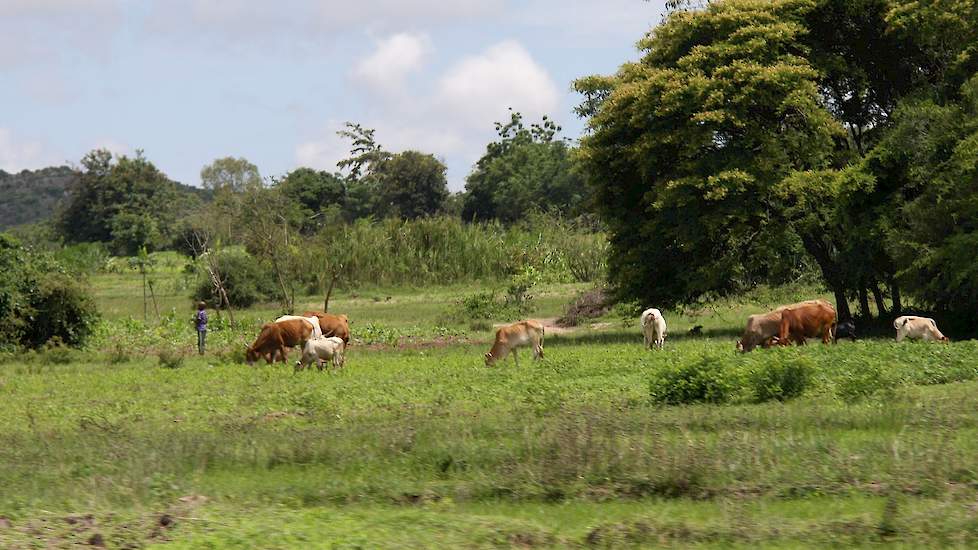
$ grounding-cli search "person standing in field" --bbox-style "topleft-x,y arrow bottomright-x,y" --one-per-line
195,301 -> 208,355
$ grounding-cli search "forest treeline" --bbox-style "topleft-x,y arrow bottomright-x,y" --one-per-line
577,0 -> 978,329
4,0 -> 978,334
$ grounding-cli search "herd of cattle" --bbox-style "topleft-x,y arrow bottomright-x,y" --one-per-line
242,299 -> 950,370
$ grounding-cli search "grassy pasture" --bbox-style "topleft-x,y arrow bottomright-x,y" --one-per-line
2,270 -> 978,548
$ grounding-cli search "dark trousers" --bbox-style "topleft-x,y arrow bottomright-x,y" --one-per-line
197,330 -> 206,355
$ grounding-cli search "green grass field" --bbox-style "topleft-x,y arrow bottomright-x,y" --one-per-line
2,268 -> 977,548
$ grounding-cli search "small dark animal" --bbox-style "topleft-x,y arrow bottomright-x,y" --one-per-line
688,325 -> 703,337
834,319 -> 856,342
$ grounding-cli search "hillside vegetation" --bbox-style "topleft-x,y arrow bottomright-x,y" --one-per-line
0,166 -> 77,230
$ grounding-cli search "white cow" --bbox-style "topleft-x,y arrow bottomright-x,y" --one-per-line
295,336 -> 346,372
894,316 -> 948,343
276,315 -> 323,339
640,308 -> 667,350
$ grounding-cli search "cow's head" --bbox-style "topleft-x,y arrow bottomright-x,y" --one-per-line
735,340 -> 745,352
941,335 -> 950,343
484,351 -> 495,367
245,346 -> 259,365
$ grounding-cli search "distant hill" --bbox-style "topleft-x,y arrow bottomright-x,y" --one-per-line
0,166 -> 210,231
0,166 -> 79,230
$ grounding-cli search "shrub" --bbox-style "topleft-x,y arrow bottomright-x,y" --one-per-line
158,349 -> 185,369
834,362 -> 902,402
749,355 -> 813,403
557,288 -> 610,327
192,248 -> 277,308
22,273 -> 100,349
0,235 -> 100,350
649,354 -> 740,405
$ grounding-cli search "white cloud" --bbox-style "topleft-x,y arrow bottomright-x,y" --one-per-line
0,0 -> 121,67
436,40 -> 560,128
0,129 -> 59,173
353,32 -> 431,95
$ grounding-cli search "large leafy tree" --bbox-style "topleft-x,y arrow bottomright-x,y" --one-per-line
276,167 -> 347,230
57,149 -> 198,255
462,111 -> 587,223
373,151 -> 449,219
200,156 -> 262,192
578,0 -> 842,309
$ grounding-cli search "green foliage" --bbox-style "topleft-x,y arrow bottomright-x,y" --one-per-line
192,249 -> 276,308
462,110 -> 589,223
748,355 -> 813,403
157,348 -> 186,369
199,156 -> 261,192
276,167 -> 346,231
373,151 -> 449,219
0,234 -> 99,349
577,0 -> 978,326
55,149 -> 202,255
0,166 -> 78,230
649,352 -> 739,405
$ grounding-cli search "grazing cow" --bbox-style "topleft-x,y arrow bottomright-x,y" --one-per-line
737,311 -> 783,352
485,320 -> 544,367
245,318 -> 313,364
736,300 -> 832,352
295,336 -> 346,372
688,325 -> 704,337
777,301 -> 836,346
640,308 -> 667,350
894,316 -> 948,343
301,312 -> 351,344
275,315 -> 323,338
834,319 -> 856,343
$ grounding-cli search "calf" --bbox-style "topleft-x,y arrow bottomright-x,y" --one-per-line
640,308 -> 667,350
295,336 -> 346,372
894,316 -> 948,343
834,319 -> 856,343
485,320 -> 544,367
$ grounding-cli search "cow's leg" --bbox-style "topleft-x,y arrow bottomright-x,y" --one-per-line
643,328 -> 651,350
512,348 -> 519,367
532,335 -> 543,360
896,330 -> 905,342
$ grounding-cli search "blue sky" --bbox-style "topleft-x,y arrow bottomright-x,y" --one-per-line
1,0 -> 667,190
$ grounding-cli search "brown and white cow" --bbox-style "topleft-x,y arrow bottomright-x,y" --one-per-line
736,300 -> 832,352
485,320 -> 544,367
894,316 -> 948,343
302,311 -> 351,344
777,300 -> 836,346
245,318 -> 314,365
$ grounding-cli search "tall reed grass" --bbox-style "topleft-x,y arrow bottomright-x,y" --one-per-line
306,213 -> 606,287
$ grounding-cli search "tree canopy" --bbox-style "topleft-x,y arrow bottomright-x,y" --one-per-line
578,0 -> 978,327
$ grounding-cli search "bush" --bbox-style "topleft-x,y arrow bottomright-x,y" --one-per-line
192,248 -> 277,308
23,274 -> 100,349
0,235 -> 100,350
834,362 -> 902,402
749,355 -> 813,403
557,287 -> 611,327
158,349 -> 185,369
649,354 -> 739,405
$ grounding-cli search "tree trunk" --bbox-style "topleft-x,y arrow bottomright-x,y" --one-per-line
872,283 -> 889,317
323,271 -> 339,313
889,281 -> 902,314
148,279 -> 161,320
797,232 -> 851,320
858,286 -> 871,319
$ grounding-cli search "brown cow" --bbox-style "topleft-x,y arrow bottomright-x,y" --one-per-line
302,311 -> 350,344
777,301 -> 836,346
737,300 -> 832,352
245,318 -> 313,364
